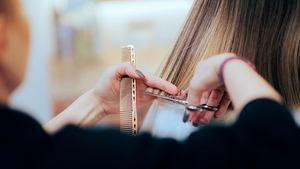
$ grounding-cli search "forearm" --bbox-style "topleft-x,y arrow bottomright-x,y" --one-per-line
44,89 -> 106,133
223,60 -> 282,110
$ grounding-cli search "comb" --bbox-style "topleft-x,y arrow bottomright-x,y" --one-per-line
120,45 -> 138,135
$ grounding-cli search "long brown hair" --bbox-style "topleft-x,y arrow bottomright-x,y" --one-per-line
159,0 -> 300,108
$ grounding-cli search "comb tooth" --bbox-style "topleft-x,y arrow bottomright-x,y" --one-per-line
120,116 -> 132,121
120,114 -> 132,117
120,114 -> 132,116
120,125 -> 132,128
120,120 -> 132,123
121,125 -> 132,128
120,121 -> 132,123
121,117 -> 132,119
122,129 -> 133,131
121,124 -> 132,126
120,120 -> 132,122
121,129 -> 132,131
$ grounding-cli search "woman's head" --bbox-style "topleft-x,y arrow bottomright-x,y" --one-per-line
0,0 -> 29,103
160,0 -> 300,108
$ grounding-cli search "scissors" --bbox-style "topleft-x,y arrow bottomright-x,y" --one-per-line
145,92 -> 219,112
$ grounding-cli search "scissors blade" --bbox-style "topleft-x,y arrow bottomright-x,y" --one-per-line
145,92 -> 219,112
145,92 -> 188,105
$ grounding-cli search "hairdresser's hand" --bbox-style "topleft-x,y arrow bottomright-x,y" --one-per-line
185,53 -> 235,126
44,63 -> 178,132
93,63 -> 179,116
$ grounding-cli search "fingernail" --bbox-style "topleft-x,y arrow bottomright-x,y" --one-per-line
192,122 -> 199,127
135,69 -> 146,79
182,110 -> 190,123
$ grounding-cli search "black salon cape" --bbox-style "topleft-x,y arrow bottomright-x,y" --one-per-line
1,99 -> 300,169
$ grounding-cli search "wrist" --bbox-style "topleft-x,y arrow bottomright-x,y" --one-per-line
44,89 -> 107,133
89,88 -> 110,116
78,89 -> 107,125
65,89 -> 107,126
221,58 -> 282,110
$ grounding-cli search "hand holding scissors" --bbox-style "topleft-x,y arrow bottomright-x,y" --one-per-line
145,92 -> 219,112
146,53 -> 238,126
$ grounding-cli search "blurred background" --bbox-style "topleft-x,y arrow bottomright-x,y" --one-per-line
10,0 -> 193,123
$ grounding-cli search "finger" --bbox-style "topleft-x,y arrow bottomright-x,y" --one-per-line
206,88 -> 224,106
177,89 -> 188,99
115,62 -> 142,80
189,111 -> 197,126
199,110 -> 215,125
199,89 -> 224,124
214,93 -> 231,118
115,63 -> 179,96
200,91 -> 211,105
144,75 -> 179,95
192,91 -> 211,126
186,87 -> 203,123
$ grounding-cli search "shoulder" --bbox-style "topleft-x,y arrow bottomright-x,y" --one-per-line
0,105 -> 48,145
0,105 -> 42,129
237,98 -> 295,127
233,99 -> 300,149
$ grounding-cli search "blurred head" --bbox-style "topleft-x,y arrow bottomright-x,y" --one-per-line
0,0 -> 29,103
160,0 -> 300,108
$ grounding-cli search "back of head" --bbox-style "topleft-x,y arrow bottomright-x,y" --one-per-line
0,0 -> 29,103
0,0 -> 21,21
160,0 -> 300,108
